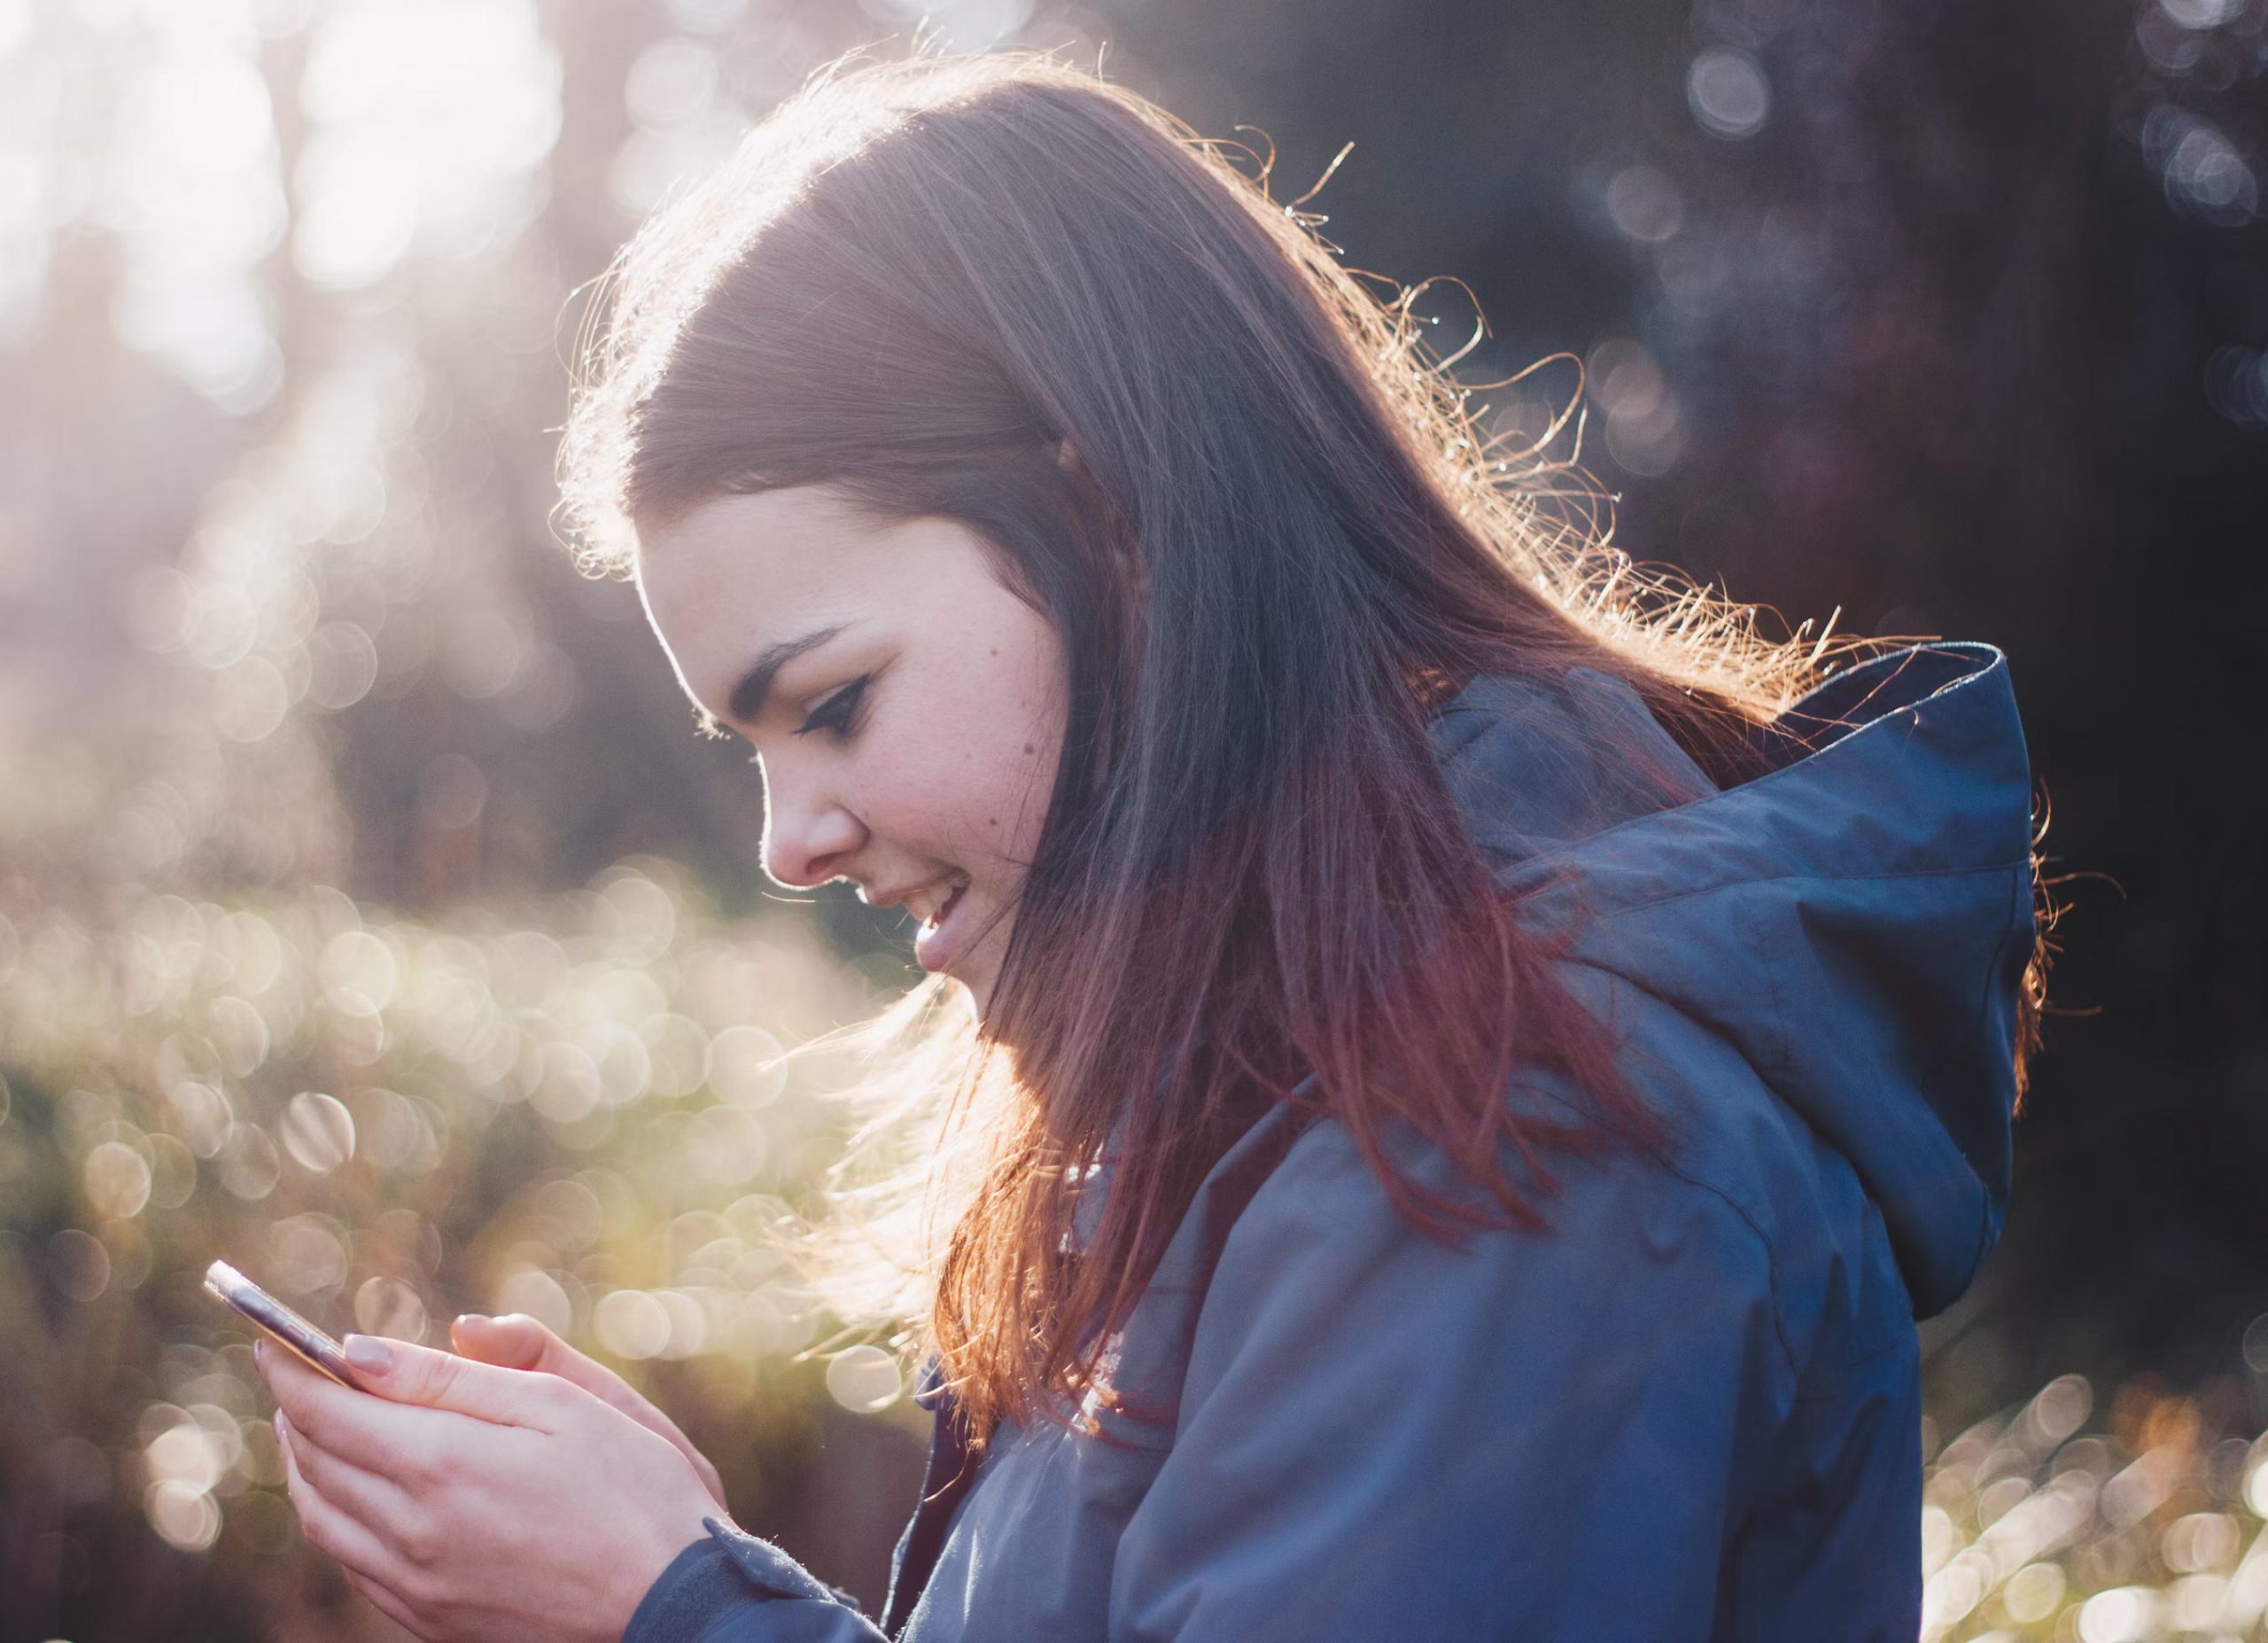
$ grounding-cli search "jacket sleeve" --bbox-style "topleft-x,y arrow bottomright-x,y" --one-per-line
621,1517 -> 892,1643
1105,1110 -> 1798,1641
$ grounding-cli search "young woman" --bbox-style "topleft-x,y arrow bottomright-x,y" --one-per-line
255,49 -> 2050,1642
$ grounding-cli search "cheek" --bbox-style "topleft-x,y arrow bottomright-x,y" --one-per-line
888,637 -> 1062,868
981,635 -> 1067,858
871,717 -> 1055,867
981,724 -> 1060,862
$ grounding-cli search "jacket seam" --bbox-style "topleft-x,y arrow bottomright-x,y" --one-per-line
1523,1075 -> 1801,1388
1790,1329 -> 1911,1405
1529,645 -> 2002,845
1650,1158 -> 1799,1390
1563,857 -> 2033,930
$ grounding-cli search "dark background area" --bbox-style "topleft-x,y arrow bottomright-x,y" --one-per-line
1144,0 -> 2268,1388
1092,0 -> 2268,1398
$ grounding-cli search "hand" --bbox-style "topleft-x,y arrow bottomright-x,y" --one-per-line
257,1333 -> 718,1643
449,1312 -> 727,1509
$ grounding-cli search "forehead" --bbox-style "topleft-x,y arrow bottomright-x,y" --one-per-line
637,486 -> 887,623
633,485 -> 1021,715
637,487 -> 894,658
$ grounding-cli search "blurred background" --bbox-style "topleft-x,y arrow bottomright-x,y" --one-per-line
0,0 -> 2262,1639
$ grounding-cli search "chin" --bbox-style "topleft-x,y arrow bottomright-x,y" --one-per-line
949,933 -> 1006,1022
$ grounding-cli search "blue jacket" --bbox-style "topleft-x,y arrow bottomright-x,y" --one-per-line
625,642 -> 2036,1642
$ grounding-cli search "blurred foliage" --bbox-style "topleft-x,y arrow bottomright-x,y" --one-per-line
1913,1370 -> 2268,1640
1,0 -> 2264,1638
0,864 -> 936,1638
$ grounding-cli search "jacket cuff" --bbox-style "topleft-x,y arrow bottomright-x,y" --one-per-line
623,1533 -> 752,1643
621,1517 -> 860,1643
703,1515 -> 861,1605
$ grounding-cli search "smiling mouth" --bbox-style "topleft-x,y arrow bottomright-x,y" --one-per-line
913,879 -> 972,971
921,880 -> 968,934
905,873 -> 969,930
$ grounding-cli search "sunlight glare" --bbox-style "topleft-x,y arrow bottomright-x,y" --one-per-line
292,0 -> 559,286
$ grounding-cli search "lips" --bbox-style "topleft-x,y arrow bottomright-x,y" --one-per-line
899,873 -> 968,928
913,880 -> 971,972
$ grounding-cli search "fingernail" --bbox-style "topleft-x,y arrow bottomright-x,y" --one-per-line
253,1339 -> 265,1370
273,1409 -> 287,1443
343,1335 -> 394,1375
454,1312 -> 490,1330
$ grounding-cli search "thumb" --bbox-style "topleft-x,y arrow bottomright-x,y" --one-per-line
453,1313 -> 630,1410
452,1312 -> 727,1509
342,1334 -> 561,1428
449,1312 -> 554,1373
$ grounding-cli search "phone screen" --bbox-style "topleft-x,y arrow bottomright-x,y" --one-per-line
205,1259 -> 365,1390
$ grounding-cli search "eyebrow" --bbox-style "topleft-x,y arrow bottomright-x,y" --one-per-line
726,622 -> 851,726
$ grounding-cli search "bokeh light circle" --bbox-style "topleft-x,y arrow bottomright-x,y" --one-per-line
825,1344 -> 903,1414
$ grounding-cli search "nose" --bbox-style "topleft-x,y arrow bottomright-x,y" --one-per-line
758,764 -> 866,891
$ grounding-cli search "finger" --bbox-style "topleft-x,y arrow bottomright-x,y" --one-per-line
262,1339 -> 485,1481
454,1314 -> 680,1436
450,1311 -> 556,1372
278,1410 -> 408,1596
341,1333 -> 565,1429
276,1409 -> 415,1532
258,1335 -> 370,1442
453,1313 -> 672,1434
342,1567 -> 423,1637
453,1314 -> 729,1507
280,1417 -> 426,1637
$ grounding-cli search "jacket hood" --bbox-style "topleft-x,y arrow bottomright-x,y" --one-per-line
1429,642 -> 2036,1319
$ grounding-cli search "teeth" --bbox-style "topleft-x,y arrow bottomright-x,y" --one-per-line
913,876 -> 967,927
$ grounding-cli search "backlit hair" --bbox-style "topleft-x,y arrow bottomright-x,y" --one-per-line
557,47 -> 2054,1445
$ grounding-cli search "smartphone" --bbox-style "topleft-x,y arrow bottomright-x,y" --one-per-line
205,1259 -> 365,1390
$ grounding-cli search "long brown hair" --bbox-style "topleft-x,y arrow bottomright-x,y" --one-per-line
557,47 -> 2053,1444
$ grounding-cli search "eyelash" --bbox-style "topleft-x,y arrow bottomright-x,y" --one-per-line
791,674 -> 871,742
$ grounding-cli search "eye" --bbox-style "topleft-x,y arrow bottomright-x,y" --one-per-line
791,674 -> 870,742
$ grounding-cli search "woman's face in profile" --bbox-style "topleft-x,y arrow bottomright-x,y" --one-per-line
636,483 -> 1067,1016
